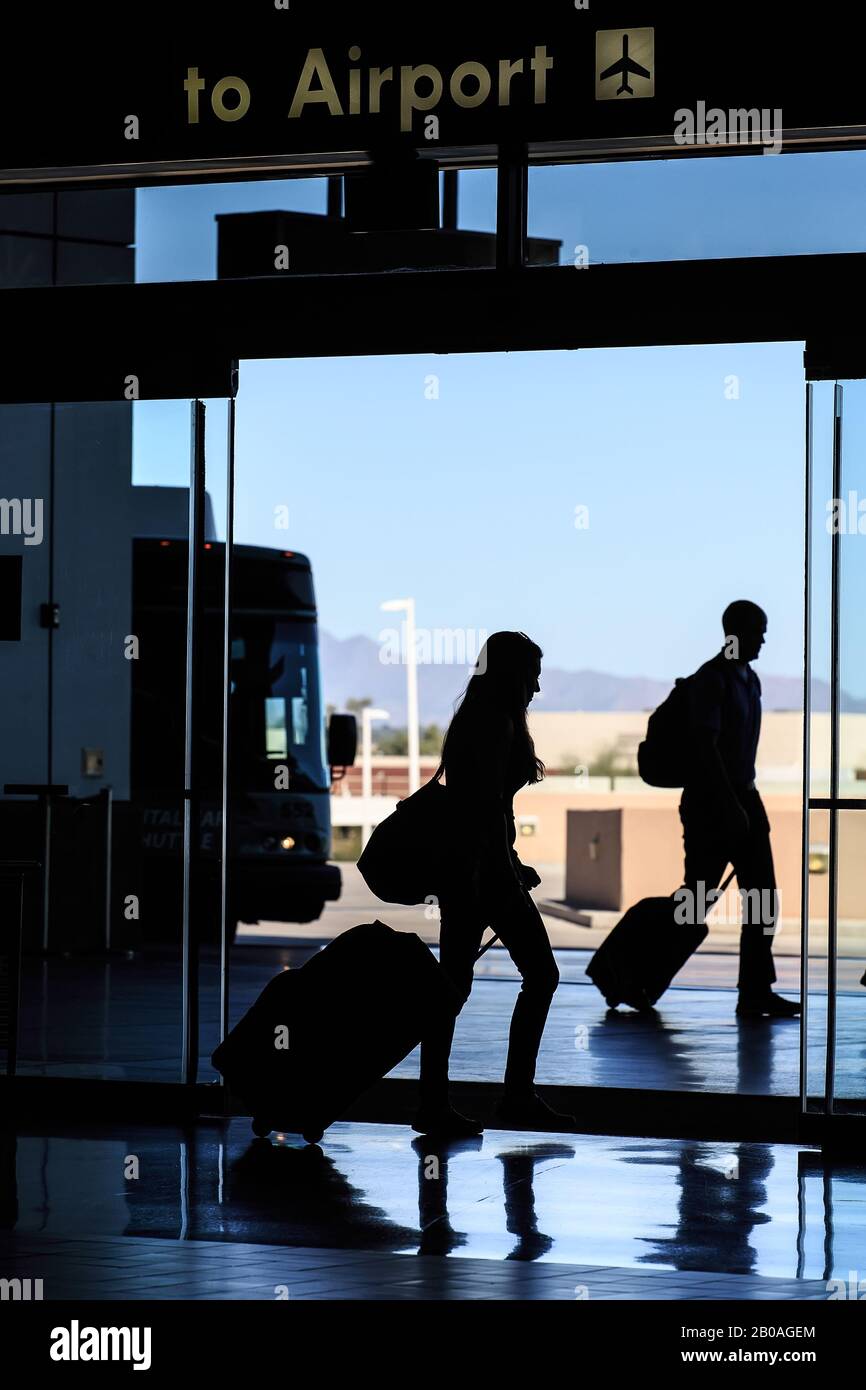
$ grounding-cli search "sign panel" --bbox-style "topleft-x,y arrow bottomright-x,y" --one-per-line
596,29 -> 655,100
0,2 -> 863,177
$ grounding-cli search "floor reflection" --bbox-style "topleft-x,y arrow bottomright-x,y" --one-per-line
496,1142 -> 576,1261
4,1119 -> 866,1283
630,1142 -> 774,1275
16,948 -> 866,1102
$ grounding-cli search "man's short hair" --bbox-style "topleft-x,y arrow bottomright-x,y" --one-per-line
722,599 -> 767,633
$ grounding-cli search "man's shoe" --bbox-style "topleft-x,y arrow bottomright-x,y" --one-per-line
412,1105 -> 484,1138
736,992 -> 802,1018
493,1090 -> 578,1131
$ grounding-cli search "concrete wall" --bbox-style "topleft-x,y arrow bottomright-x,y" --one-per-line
554,797 -> 864,921
51,403 -> 135,798
504,783 -> 865,922
0,189 -> 136,799
0,407 -> 136,800
0,405 -> 52,786
561,800 -> 805,915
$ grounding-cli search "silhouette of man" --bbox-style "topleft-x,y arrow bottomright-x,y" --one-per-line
680,600 -> 800,1018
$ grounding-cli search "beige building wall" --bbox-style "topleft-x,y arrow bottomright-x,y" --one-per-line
511,785 -> 865,922
337,715 -> 866,922
528,709 -> 866,783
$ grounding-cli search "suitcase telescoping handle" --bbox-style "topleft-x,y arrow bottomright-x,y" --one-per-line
476,868 -> 738,963
712,868 -> 737,905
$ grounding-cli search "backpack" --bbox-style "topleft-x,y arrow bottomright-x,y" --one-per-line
637,676 -> 694,787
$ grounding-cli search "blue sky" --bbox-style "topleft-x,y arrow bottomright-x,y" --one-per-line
230,344 -> 806,684
132,151 -> 866,692
135,149 -> 866,279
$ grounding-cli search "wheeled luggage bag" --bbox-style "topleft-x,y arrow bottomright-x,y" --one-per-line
586,870 -> 736,1010
212,920 -> 461,1143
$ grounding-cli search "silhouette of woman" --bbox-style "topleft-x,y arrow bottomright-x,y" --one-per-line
415,631 -> 574,1137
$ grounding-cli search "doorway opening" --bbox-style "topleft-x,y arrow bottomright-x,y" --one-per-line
218,340 -> 841,1111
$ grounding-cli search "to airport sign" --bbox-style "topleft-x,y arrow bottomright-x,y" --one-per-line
1,2 -> 863,177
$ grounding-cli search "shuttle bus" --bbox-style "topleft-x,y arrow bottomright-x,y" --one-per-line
0,484 -> 355,950
129,536 -> 355,940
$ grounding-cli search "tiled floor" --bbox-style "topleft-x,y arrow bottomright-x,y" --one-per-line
1,1119 -> 863,1299
0,1233 -> 834,1300
15,946 -> 866,1104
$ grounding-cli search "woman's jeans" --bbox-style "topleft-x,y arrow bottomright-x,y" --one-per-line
419,862 -> 559,1106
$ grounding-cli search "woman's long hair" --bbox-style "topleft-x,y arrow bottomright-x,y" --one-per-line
436,631 -> 545,787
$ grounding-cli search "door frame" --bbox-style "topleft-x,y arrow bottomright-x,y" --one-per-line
801,361 -> 866,1133
3,208 -> 864,1139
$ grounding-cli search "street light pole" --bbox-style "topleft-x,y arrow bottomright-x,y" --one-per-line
361,706 -> 389,849
381,597 -> 421,795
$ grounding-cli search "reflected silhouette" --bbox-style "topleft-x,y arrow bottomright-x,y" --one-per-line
590,1007 -> 703,1093
411,1134 -> 575,1262
214,1138 -> 421,1251
411,1135 -> 480,1257
497,1142 -> 575,1261
632,1141 -> 775,1275
796,1152 -> 866,1282
735,1016 -> 776,1096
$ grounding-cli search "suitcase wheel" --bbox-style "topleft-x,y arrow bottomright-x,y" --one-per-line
251,1117 -> 272,1138
627,989 -> 655,1012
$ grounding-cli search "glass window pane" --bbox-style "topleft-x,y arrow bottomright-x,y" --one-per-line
834,806 -> 866,1106
0,189 -> 134,290
833,810 -> 866,1109
0,397 -> 224,1081
137,165 -> 499,283
529,151 -> 866,266
807,380 -> 836,802
803,807 -> 831,1107
837,381 -> 866,799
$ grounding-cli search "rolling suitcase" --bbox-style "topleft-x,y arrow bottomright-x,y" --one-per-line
212,920 -> 462,1143
586,870 -> 736,1010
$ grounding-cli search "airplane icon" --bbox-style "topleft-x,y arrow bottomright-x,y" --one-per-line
599,34 -> 651,96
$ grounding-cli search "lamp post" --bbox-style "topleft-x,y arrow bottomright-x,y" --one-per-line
381,597 -> 420,796
361,707 -> 389,849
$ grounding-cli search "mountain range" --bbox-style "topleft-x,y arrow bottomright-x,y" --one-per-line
319,631 -> 865,726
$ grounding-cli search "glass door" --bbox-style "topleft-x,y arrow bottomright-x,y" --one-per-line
1,393 -> 233,1083
802,378 -> 866,1118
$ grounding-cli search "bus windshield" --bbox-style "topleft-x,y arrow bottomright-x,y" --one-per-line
230,616 -> 328,795
131,540 -> 328,798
